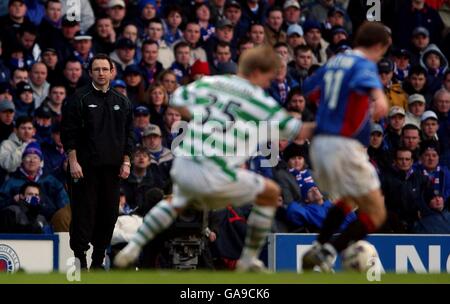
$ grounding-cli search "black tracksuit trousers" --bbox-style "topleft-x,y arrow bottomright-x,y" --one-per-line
69,164 -> 121,269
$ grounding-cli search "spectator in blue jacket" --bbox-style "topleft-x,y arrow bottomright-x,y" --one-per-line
267,59 -> 299,107
286,177 -> 356,232
0,142 -> 69,221
412,189 -> 450,234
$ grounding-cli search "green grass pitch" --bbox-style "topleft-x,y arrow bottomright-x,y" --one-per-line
1,271 -> 449,284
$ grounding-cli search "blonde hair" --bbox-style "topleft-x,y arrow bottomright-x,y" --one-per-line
238,45 -> 281,76
147,83 -> 169,107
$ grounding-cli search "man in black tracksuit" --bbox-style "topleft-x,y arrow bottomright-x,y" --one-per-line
61,54 -> 134,269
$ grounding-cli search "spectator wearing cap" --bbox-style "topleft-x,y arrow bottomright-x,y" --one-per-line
111,79 -> 127,96
264,7 -> 287,47
286,24 -> 305,57
53,15 -> 80,63
322,6 -> 350,44
170,41 -> 192,85
73,31 -> 94,70
110,38 -> 137,79
40,48 -> 63,86
146,18 -> 174,69
131,0 -> 157,39
410,27 -> 431,66
420,44 -> 448,94
0,0 -> 34,57
37,0 -> 63,51
119,146 -> 159,210
392,49 -> 411,83
224,1 -> 245,43
0,141 -> 69,221
0,82 -> 13,104
0,116 -> 35,174
106,0 -> 127,35
162,5 -> 183,46
384,106 -> 406,153
0,100 -> 15,142
239,0 -> 269,35
393,0 -> 444,49
368,123 -> 391,173
406,94 -> 427,127
13,81 -> 35,119
284,141 -> 310,170
432,88 -> 450,167
403,66 -> 433,106
378,57 -> 409,109
380,146 -> 431,232
29,62 -> 50,109
142,124 -> 174,192
325,25 -> 349,58
416,141 -> 450,203
267,59 -> 299,106
412,187 -> 450,234
282,0 -> 304,31
133,105 -> 151,146
123,64 -> 146,105
421,110 -> 440,142
34,105 -> 54,145
204,18 -> 236,65
303,19 -> 329,66
286,177 -> 356,232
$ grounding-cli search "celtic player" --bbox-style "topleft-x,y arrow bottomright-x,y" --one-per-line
114,46 -> 315,271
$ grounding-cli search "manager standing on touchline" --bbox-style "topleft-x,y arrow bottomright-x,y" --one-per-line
61,54 -> 135,270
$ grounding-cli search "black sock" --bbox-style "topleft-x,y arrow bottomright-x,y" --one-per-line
317,201 -> 352,244
74,252 -> 87,270
330,212 -> 376,253
90,250 -> 105,269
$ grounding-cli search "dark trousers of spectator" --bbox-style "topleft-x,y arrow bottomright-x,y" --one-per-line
69,164 -> 120,269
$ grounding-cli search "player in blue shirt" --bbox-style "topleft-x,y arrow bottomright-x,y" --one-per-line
301,22 -> 390,272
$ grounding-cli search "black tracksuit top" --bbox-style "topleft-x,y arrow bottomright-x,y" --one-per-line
61,83 -> 134,167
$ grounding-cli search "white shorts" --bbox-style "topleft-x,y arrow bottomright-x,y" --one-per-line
309,135 -> 380,200
170,157 -> 265,210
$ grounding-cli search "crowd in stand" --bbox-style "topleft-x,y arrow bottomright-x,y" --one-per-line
0,0 -> 449,269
